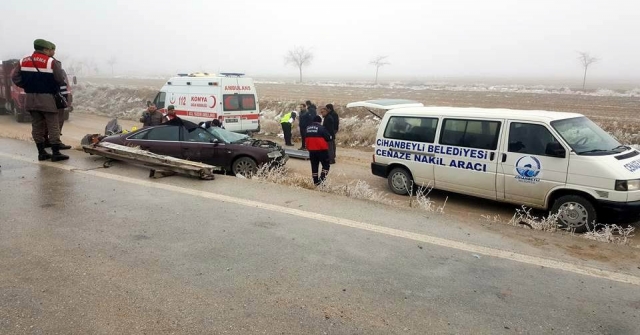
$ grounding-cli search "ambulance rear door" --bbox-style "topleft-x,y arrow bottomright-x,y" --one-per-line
221,77 -> 259,132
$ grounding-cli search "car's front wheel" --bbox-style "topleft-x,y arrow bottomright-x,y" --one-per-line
232,157 -> 257,177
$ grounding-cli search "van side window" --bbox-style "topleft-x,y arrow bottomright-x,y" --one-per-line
153,92 -> 166,109
223,94 -> 256,111
383,116 -> 438,143
509,123 -> 560,156
440,119 -> 501,150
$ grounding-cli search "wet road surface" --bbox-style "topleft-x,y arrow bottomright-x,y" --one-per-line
1,138 -> 640,334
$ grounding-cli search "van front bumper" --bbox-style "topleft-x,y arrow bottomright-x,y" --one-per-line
371,162 -> 387,178
597,199 -> 640,222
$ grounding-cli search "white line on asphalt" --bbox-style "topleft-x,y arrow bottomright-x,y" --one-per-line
3,151 -> 640,286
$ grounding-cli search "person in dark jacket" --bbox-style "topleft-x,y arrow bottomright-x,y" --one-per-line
139,103 -> 164,127
326,103 -> 340,163
297,103 -> 313,150
305,100 -> 317,118
320,107 -> 336,164
305,115 -> 332,185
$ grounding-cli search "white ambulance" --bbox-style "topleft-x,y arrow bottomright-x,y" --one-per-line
151,72 -> 260,133
347,99 -> 640,232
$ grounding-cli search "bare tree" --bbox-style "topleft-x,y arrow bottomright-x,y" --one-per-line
578,51 -> 599,90
284,46 -> 313,83
370,55 -> 390,85
107,56 -> 117,76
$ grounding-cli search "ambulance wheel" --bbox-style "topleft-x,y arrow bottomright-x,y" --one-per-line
388,167 -> 413,195
232,157 -> 257,177
551,195 -> 596,233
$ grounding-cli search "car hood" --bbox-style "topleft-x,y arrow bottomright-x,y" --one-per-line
238,138 -> 282,151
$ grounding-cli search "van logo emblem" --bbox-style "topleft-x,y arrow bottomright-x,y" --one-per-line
515,156 -> 542,184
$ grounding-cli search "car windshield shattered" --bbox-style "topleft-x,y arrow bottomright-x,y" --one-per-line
206,127 -> 251,144
551,116 -> 626,155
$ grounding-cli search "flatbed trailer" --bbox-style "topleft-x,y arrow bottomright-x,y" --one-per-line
82,142 -> 221,180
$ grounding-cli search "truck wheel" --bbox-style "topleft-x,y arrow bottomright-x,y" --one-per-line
387,167 -> 413,195
13,104 -> 27,123
232,157 -> 257,177
550,195 -> 596,233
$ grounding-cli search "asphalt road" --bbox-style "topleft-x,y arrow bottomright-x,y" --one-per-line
1,138 -> 640,334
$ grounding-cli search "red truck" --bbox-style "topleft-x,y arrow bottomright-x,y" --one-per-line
0,59 -> 75,122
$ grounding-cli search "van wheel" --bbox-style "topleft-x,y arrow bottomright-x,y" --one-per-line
232,157 -> 257,177
388,167 -> 413,195
550,195 -> 596,233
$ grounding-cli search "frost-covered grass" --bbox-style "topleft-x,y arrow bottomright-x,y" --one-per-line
252,163 -> 447,213
492,205 -> 637,246
256,80 -> 640,98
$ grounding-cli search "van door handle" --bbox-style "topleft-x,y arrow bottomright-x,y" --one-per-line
490,152 -> 495,161
501,153 -> 507,162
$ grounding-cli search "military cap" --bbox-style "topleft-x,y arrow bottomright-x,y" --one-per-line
33,39 -> 54,50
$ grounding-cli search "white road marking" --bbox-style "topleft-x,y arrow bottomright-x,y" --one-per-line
2,151 -> 640,286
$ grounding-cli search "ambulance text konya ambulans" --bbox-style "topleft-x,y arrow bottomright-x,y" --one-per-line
151,72 -> 260,133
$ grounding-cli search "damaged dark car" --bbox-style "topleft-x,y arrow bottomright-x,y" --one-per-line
100,119 -> 287,176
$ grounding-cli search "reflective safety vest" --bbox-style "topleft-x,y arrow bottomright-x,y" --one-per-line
18,52 -> 58,94
280,111 -> 295,123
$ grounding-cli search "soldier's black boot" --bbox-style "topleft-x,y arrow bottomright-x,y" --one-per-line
43,139 -> 51,148
58,142 -> 72,150
51,144 -> 69,162
36,143 -> 52,161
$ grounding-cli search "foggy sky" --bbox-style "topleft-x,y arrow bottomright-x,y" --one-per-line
1,0 -> 639,83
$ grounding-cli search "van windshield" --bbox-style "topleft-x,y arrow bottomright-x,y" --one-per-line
551,117 -> 625,155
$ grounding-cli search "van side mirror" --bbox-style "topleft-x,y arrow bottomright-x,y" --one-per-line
546,142 -> 566,158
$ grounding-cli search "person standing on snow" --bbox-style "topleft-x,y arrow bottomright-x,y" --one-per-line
305,100 -> 317,118
326,103 -> 340,164
163,105 -> 178,122
320,106 -> 336,164
280,108 -> 297,146
12,39 -> 68,162
140,103 -> 164,127
297,103 -> 313,150
305,115 -> 332,185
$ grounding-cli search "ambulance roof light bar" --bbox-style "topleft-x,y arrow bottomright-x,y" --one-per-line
220,72 -> 245,77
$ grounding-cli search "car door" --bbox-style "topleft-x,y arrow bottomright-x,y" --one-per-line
434,118 -> 502,200
499,121 -> 569,207
180,127 -> 217,164
125,125 -> 181,157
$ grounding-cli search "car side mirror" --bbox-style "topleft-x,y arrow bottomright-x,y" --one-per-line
210,138 -> 220,145
546,142 -> 566,158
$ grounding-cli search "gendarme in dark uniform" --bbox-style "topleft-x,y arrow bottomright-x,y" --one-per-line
11,39 -> 68,161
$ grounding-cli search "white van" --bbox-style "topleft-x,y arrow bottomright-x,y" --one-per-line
347,99 -> 640,232
151,72 -> 260,133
